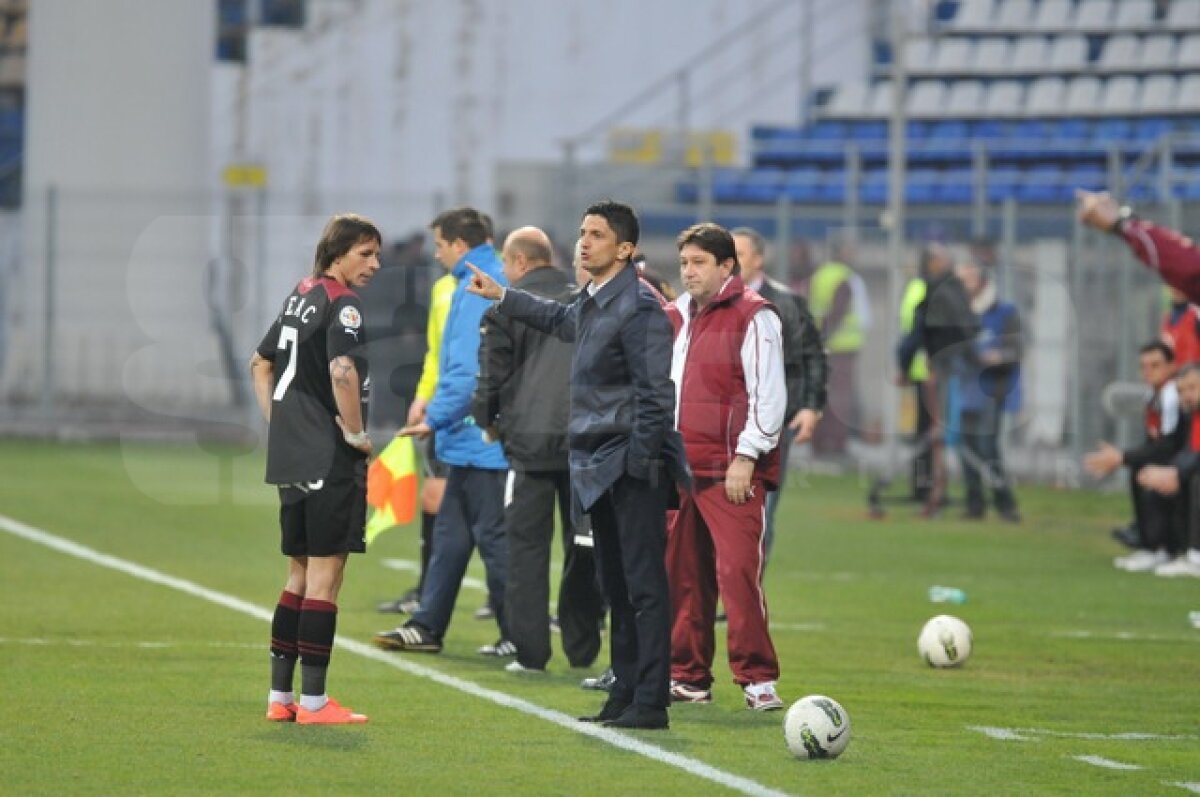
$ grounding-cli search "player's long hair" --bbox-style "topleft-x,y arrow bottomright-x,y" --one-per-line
313,214 -> 382,277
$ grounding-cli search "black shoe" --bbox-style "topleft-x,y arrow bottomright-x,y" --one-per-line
998,509 -> 1022,524
477,639 -> 517,657
603,704 -> 669,730
376,588 -> 420,614
372,622 -> 442,653
1111,524 -> 1141,549
580,667 -> 616,691
579,697 -> 630,723
960,509 -> 985,521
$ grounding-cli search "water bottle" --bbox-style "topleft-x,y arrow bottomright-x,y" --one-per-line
928,585 -> 968,604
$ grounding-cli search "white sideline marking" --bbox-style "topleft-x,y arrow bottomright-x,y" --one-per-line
1073,755 -> 1142,771
967,726 -> 1035,742
0,514 -> 793,797
772,623 -> 826,633
1168,782 -> 1200,794
968,726 -> 1196,742
1052,630 -> 1200,644
0,637 -> 262,651
381,558 -> 486,592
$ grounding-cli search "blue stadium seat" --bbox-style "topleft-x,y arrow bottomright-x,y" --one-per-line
937,168 -> 975,203
676,181 -> 699,203
739,169 -> 787,203
906,169 -> 941,204
1065,165 -> 1107,192
1017,165 -> 1066,203
987,167 -> 1022,202
860,169 -> 889,204
783,168 -> 826,203
712,169 -> 747,202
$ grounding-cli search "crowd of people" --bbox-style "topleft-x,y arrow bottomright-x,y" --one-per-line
245,188 -> 1200,728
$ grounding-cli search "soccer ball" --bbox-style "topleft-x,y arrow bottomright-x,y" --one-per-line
918,614 -> 973,668
783,695 -> 851,760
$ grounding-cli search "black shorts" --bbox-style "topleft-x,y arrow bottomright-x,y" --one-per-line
423,433 -> 450,480
278,465 -> 367,557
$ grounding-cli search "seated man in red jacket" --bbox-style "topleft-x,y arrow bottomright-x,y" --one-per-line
664,223 -> 787,711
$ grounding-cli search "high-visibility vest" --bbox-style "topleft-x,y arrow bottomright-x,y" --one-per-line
900,278 -> 929,381
809,261 -> 865,353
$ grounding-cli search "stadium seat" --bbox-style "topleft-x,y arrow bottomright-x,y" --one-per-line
1092,117 -> 1132,145
951,0 -> 994,29
974,39 -> 1011,73
994,0 -> 1034,30
906,168 -> 941,203
907,80 -> 946,117
934,38 -> 973,72
1066,165 -> 1107,192
1018,165 -> 1065,203
1169,0 -> 1200,29
1048,35 -> 1088,70
740,169 -> 787,203
1140,34 -> 1177,71
869,81 -> 895,116
986,166 -> 1022,201
860,169 -> 888,204
1140,76 -> 1177,114
1033,0 -> 1074,30
1113,0 -> 1154,29
826,83 -> 871,117
906,38 -> 938,74
1132,117 -> 1172,145
937,167 -> 975,203
1012,36 -> 1050,70
945,80 -> 985,115
1075,0 -> 1114,30
1025,76 -> 1067,116
985,80 -> 1024,116
1178,34 -> 1200,69
1101,76 -> 1140,114
711,169 -> 745,202
1176,74 -> 1200,112
1099,33 -> 1141,70
1064,76 -> 1103,114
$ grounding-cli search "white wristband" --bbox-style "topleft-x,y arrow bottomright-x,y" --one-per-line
343,428 -> 370,448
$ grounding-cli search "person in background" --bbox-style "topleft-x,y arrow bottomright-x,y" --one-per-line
1161,287 -> 1200,367
808,236 -> 865,458
251,213 -> 380,725
731,227 -> 826,570
899,269 -> 933,502
1085,342 -> 1184,571
955,258 -> 1022,523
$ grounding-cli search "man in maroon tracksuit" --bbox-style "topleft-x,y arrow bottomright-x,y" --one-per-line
1078,189 -> 1200,302
663,223 -> 787,711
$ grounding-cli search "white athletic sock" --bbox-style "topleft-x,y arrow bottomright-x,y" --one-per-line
269,690 -> 294,705
299,694 -> 328,712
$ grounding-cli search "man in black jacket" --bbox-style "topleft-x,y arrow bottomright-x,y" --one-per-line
472,226 -> 605,673
897,243 -> 980,517
465,201 -> 688,730
732,228 -> 828,569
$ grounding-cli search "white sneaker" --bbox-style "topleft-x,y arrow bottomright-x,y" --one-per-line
1114,549 -> 1169,572
504,660 -> 546,674
1153,556 -> 1200,578
743,681 -> 784,711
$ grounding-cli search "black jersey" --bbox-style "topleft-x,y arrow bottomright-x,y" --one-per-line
257,275 -> 370,484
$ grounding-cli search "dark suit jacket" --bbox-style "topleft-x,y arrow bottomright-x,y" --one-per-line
754,276 -> 828,416
496,262 -> 690,512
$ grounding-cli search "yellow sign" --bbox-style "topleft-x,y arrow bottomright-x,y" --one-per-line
684,131 -> 736,167
222,163 -> 268,188
607,128 -> 736,167
608,128 -> 665,164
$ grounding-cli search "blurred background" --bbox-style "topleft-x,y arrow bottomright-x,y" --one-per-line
0,0 -> 1194,486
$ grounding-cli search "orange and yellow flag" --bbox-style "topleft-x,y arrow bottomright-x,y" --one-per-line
366,435 -> 418,545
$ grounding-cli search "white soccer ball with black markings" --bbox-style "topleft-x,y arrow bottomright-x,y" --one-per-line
783,695 -> 851,760
918,614 -> 973,668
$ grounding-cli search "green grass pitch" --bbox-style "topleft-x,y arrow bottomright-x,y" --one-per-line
1,440 -> 1197,796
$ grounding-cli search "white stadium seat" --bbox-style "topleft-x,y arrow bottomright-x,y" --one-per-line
1064,76 -> 1102,114
1100,33 -> 1141,70
1048,35 -> 1088,70
1179,34 -> 1200,68
1169,0 -> 1200,30
946,80 -> 985,115
1141,34 -> 1177,70
1114,0 -> 1154,29
974,38 -> 1011,72
907,80 -> 946,117
1034,0 -> 1074,30
952,0 -> 994,28
869,80 -> 895,116
1176,74 -> 1200,112
827,83 -> 871,117
1102,75 -> 1140,114
905,38 -> 937,73
994,0 -> 1034,30
1025,76 -> 1067,116
1075,0 -> 1114,30
934,38 -> 973,71
1012,36 -> 1049,70
1140,75 -> 1177,113
985,80 -> 1024,116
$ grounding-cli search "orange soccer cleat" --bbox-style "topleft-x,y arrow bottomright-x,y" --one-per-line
266,701 -> 298,722
295,697 -> 368,725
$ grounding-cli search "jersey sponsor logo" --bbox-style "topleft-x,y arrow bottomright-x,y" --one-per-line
339,306 -> 362,329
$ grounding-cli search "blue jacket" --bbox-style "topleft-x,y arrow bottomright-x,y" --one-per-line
425,244 -> 509,470
497,263 -> 690,512
959,297 -> 1022,415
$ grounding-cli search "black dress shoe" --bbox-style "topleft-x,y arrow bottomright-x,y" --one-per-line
1111,524 -> 1141,549
602,704 -> 669,730
578,697 -> 630,723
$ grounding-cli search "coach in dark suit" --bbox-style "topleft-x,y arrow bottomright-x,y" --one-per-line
466,201 -> 687,730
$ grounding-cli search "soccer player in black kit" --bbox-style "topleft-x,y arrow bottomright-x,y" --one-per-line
250,214 -> 381,725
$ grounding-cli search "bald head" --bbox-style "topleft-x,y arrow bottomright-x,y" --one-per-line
501,226 -> 553,284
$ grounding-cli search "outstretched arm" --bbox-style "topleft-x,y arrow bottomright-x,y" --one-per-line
465,261 -> 578,342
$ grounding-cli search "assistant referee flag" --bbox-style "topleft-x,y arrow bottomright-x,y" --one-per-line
366,436 -> 418,544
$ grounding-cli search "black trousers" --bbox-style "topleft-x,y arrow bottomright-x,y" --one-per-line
505,469 -> 605,670
1131,464 -> 1181,554
910,381 -> 934,501
590,473 -> 671,711
960,399 -> 1018,515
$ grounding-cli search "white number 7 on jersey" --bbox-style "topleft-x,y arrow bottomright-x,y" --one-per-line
273,326 -> 298,401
